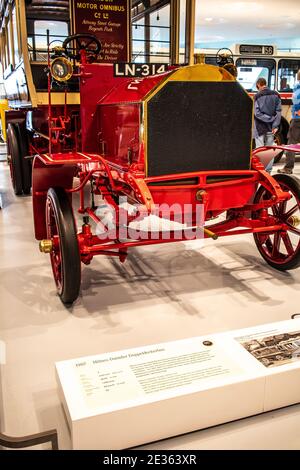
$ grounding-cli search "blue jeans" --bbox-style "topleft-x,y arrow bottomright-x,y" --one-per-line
255,132 -> 275,173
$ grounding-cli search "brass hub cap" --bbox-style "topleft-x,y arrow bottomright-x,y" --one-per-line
39,239 -> 53,253
287,215 -> 300,227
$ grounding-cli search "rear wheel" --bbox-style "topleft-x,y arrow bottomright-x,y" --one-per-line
6,122 -> 31,195
253,174 -> 300,270
15,122 -> 31,194
7,123 -> 23,195
46,187 -> 81,304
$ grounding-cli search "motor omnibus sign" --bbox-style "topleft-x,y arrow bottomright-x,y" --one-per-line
71,0 -> 130,62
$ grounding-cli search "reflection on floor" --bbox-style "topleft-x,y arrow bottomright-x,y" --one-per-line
0,158 -> 300,450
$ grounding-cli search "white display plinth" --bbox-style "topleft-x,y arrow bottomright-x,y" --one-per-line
56,319 -> 300,450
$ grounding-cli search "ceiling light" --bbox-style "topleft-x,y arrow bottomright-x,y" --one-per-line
200,17 -> 228,26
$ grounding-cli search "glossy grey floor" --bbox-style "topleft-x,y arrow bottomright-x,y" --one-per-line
0,157 -> 300,450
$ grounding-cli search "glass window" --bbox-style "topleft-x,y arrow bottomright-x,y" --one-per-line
7,17 -> 14,66
12,7 -> 19,65
149,5 -> 170,63
179,0 -> 186,64
236,58 -> 276,92
278,59 -> 300,92
132,3 -> 172,64
132,18 -> 145,63
3,26 -> 9,68
34,20 -> 68,50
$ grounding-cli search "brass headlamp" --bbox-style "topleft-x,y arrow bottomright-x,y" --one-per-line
50,56 -> 73,82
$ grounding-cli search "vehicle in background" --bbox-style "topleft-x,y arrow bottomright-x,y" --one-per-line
0,0 -> 75,195
202,44 -> 300,159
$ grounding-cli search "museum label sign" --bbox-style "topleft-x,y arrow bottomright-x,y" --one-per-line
71,0 -> 130,62
56,319 -> 300,449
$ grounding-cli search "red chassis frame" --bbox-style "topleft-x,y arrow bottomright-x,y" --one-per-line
32,145 -> 300,262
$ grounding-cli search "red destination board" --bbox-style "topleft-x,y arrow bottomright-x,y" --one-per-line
72,0 -> 130,62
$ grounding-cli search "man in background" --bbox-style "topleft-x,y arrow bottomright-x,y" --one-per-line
254,77 -> 282,173
278,69 -> 300,175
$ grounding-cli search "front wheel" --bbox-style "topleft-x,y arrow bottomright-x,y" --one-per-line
46,187 -> 81,304
253,174 -> 300,271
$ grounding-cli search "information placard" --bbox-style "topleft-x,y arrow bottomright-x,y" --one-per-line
73,341 -> 244,412
56,319 -> 300,449
71,0 -> 130,62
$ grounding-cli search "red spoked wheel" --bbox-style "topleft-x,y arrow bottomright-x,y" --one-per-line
253,174 -> 300,271
46,187 -> 81,304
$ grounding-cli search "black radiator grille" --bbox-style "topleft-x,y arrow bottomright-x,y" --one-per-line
147,81 -> 253,177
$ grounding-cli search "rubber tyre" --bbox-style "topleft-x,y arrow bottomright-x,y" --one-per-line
253,174 -> 300,271
15,122 -> 31,194
46,187 -> 81,304
7,123 -> 23,195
